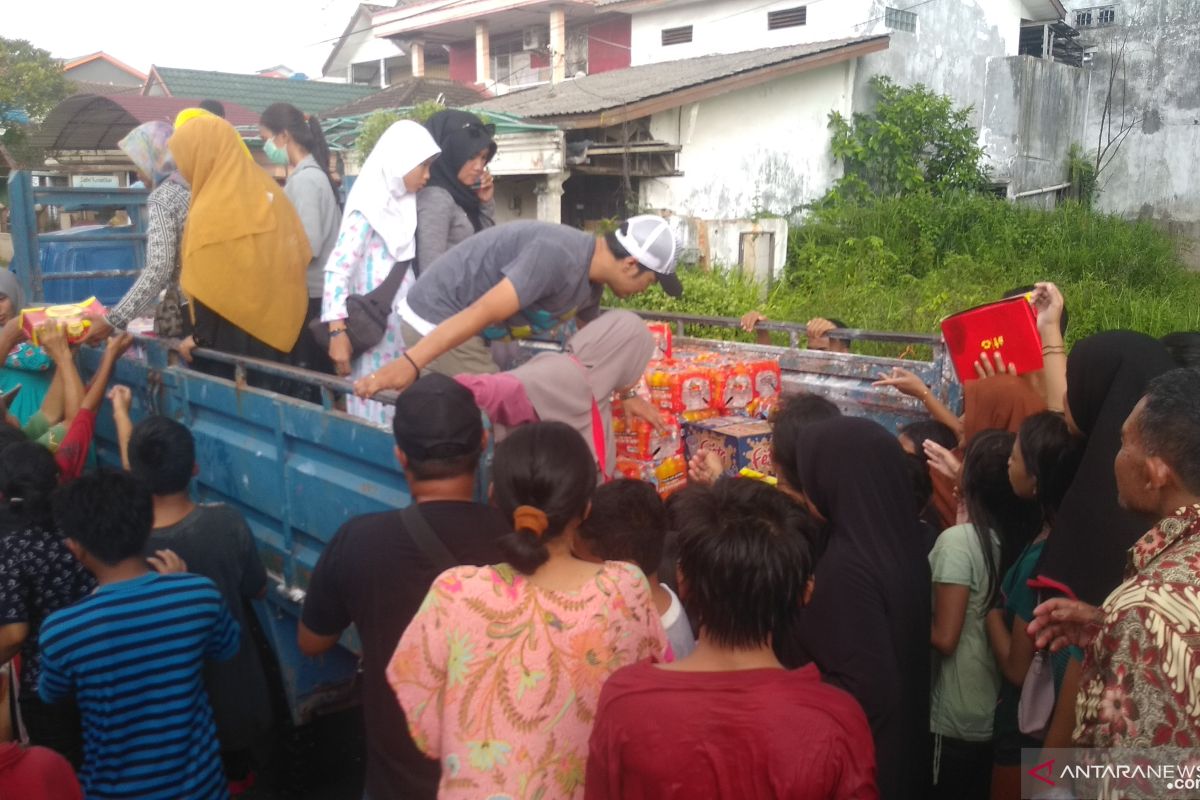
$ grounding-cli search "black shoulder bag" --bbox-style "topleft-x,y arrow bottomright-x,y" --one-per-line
308,259 -> 411,357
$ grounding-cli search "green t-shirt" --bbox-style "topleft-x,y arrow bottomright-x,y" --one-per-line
930,523 -> 1001,742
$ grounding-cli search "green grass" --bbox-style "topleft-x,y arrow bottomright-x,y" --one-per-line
615,194 -> 1200,349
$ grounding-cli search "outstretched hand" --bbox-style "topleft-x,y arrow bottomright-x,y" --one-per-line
622,395 -> 666,433
1027,597 -> 1103,652
973,350 -> 1016,379
353,357 -> 417,398
688,451 -> 725,486
923,439 -> 962,483
873,366 -> 928,399
1031,282 -> 1066,336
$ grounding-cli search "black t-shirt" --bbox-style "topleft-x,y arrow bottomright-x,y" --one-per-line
145,504 -> 272,751
301,501 -> 508,800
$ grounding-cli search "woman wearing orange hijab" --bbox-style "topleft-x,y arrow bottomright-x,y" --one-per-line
168,114 -> 310,367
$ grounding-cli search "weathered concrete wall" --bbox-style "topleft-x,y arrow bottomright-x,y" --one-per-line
855,0 -> 1034,129
1065,0 -> 1200,264
640,60 -> 853,219
981,55 -> 1091,201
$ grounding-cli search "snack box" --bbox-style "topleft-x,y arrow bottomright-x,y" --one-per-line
615,453 -> 688,499
20,297 -> 106,345
646,322 -> 673,361
940,295 -> 1044,382
646,361 -> 718,414
712,359 -> 782,413
612,412 -> 683,462
684,416 -> 775,478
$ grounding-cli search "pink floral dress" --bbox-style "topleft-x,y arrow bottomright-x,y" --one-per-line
321,210 -> 415,426
388,561 -> 666,800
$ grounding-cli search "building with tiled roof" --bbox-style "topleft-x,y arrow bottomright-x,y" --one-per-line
143,66 -> 376,115
322,77 -> 486,117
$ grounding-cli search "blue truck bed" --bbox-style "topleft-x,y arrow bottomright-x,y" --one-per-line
14,169 -> 961,725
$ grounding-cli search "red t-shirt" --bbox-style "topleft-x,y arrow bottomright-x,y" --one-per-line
54,408 -> 96,482
585,661 -> 878,800
0,742 -> 82,800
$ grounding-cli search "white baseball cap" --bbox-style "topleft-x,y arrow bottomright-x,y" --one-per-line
614,214 -> 682,297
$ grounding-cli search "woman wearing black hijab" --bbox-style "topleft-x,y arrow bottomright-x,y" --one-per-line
415,109 -> 498,272
785,416 -> 932,800
1037,331 -> 1176,605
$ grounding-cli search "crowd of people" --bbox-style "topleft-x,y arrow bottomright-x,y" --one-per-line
2,104 -> 1200,800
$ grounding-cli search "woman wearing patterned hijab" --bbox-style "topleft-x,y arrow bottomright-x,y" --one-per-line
83,121 -> 192,343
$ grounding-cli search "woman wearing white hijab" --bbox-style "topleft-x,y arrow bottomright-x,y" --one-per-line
456,310 -> 656,479
321,121 -> 439,424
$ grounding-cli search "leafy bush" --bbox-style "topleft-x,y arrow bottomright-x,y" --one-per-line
827,76 -> 990,201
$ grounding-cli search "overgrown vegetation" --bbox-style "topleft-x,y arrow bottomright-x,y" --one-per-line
617,77 -> 1200,348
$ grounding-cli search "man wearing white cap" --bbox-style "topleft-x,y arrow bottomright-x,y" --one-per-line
355,215 -> 681,399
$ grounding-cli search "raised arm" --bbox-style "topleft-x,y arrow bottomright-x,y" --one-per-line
37,323 -> 83,425
875,366 -> 964,441
1032,282 -> 1067,412
81,335 -> 134,415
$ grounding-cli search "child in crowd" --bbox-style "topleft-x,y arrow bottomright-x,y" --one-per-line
986,412 -> 1083,799
585,478 -> 877,799
125,414 -> 273,793
37,471 -> 240,800
388,422 -> 665,800
576,479 -> 695,659
0,442 -> 95,764
929,431 -> 1041,800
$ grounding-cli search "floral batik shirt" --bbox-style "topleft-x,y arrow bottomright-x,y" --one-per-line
388,561 -> 666,800
1075,504 -> 1200,747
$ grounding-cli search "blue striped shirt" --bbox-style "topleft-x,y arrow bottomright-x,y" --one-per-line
38,572 -> 240,800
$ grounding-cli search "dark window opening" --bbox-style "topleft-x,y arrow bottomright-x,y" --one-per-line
767,6 -> 807,30
885,7 -> 917,33
661,25 -> 693,46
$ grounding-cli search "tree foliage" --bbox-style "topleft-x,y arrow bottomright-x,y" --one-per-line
827,75 -> 989,201
354,101 -> 460,162
0,37 -> 70,146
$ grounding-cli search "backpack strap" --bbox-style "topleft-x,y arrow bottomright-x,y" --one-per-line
400,503 -> 457,573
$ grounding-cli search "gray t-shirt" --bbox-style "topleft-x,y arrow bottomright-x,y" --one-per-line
285,154 -> 341,298
405,221 -> 602,340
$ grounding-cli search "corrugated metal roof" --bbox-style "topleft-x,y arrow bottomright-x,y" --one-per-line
33,94 -> 260,151
474,36 -> 886,121
149,67 -> 376,114
322,78 -> 488,117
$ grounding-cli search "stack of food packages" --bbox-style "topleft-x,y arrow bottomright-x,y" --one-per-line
612,323 -> 783,498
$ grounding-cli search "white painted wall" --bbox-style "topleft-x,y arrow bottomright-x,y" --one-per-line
629,0 -> 874,65
640,60 -> 853,219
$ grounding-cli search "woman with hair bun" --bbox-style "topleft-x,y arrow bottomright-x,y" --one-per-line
259,102 -> 342,377
388,421 -> 665,800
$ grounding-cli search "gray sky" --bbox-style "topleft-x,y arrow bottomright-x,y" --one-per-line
6,0 -> 367,78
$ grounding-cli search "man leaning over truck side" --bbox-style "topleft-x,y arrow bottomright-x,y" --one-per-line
352,216 -> 682,408
298,374 -> 508,800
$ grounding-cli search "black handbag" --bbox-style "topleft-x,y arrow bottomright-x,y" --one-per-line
308,260 -> 411,357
